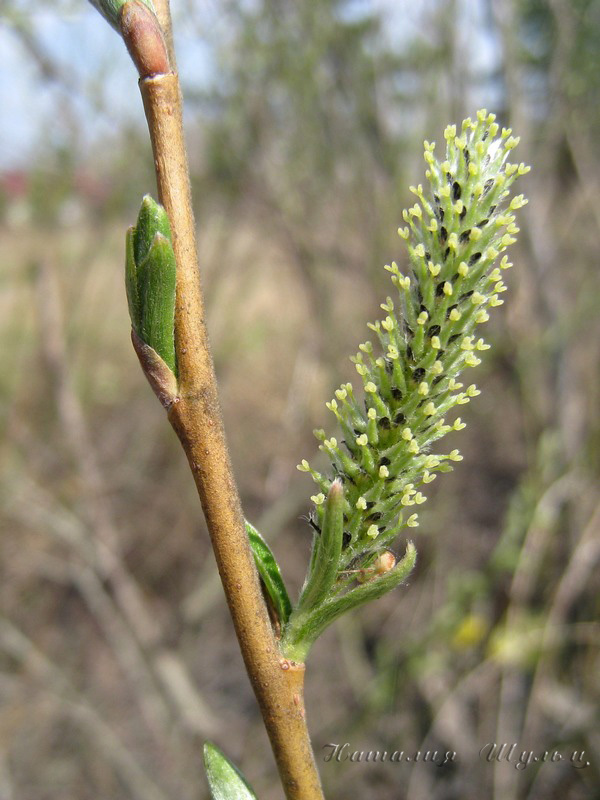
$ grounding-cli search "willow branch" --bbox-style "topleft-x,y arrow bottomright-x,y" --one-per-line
119,2 -> 324,797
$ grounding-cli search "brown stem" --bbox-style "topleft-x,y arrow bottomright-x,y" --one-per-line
121,4 -> 324,798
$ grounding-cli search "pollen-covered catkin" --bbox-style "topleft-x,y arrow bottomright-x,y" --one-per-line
298,110 -> 529,571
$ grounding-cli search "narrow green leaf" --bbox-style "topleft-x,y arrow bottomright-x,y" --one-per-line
282,541 -> 417,662
203,742 -> 258,800
134,194 -> 172,267
246,520 -> 292,627
138,233 -> 177,374
125,226 -> 141,333
297,479 -> 344,613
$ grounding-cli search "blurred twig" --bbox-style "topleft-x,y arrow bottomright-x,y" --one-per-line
0,617 -> 171,800
33,259 -> 218,736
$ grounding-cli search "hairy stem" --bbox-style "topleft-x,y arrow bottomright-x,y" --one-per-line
125,2 -> 324,797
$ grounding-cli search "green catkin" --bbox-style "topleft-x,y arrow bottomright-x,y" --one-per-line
298,110 -> 529,571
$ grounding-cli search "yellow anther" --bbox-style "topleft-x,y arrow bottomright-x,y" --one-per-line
464,353 -> 481,367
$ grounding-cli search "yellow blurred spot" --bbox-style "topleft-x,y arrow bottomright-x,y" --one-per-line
452,614 -> 487,649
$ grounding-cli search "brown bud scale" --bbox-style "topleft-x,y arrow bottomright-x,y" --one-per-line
120,0 -> 170,78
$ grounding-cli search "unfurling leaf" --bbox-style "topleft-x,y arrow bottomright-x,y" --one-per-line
125,196 -> 177,376
282,542 -> 416,662
297,479 -> 344,613
138,233 -> 176,373
134,194 -> 172,266
246,521 -> 292,627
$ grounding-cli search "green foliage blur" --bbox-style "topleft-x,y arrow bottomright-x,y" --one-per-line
0,1 -> 598,799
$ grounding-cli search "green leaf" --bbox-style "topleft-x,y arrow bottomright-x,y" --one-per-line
138,233 -> 177,374
203,742 -> 258,800
134,194 -> 172,267
246,521 -> 292,627
125,226 -> 141,333
282,541 -> 417,662
125,196 -> 177,381
297,479 -> 344,613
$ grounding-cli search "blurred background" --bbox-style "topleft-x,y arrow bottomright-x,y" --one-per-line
0,0 -> 599,798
